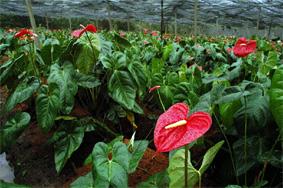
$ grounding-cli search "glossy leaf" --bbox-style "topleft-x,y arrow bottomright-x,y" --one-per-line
168,148 -> 198,188
48,63 -> 78,114
54,127 -> 84,173
92,142 -> 129,188
137,171 -> 169,188
128,140 -> 149,173
108,70 -> 136,109
269,65 -> 283,136
0,112 -> 30,152
199,140 -> 224,174
74,71 -> 101,88
36,84 -> 61,132
70,172 -> 94,188
4,77 -> 40,113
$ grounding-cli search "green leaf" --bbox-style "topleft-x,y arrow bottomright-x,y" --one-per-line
128,61 -> 147,94
199,140 -> 224,174
54,127 -> 84,173
234,94 -> 270,134
108,70 -> 136,109
214,86 -> 250,104
36,84 -> 61,132
74,71 -> 101,88
225,185 -> 242,188
92,142 -> 129,188
0,112 -> 30,152
70,172 -> 94,188
168,148 -> 198,188
128,140 -> 149,173
258,51 -> 278,75
4,77 -> 40,113
48,63 -> 78,114
0,55 -> 23,85
75,45 -> 97,74
113,33 -> 131,48
233,136 -> 264,176
269,65 -> 283,136
168,141 -> 224,188
41,38 -> 61,65
137,171 -> 169,188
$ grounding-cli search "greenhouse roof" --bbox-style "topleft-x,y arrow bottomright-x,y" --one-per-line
1,0 -> 283,28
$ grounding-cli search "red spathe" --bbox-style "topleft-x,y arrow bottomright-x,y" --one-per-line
154,103 -> 212,152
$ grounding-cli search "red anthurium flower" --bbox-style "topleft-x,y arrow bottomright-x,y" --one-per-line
154,103 -> 212,152
233,37 -> 256,58
14,29 -> 37,40
71,24 -> 97,38
149,85 -> 161,93
151,31 -> 158,36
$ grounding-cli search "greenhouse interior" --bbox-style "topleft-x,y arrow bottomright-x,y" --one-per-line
0,0 -> 282,187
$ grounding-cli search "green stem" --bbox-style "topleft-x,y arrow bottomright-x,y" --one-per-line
31,42 -> 40,77
244,96 -> 248,186
213,112 -> 239,184
157,90 -> 166,112
260,134 -> 281,181
197,170 -> 202,188
184,145 -> 189,188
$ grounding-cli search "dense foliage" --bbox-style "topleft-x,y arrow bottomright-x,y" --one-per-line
0,27 -> 282,187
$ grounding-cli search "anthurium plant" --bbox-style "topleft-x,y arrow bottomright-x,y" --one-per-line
0,25 -> 282,187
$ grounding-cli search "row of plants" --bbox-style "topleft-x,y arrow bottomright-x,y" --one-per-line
0,25 -> 282,187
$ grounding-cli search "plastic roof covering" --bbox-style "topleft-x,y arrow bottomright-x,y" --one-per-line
1,0 -> 283,28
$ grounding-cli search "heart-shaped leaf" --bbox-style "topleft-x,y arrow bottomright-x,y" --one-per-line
92,142 -> 129,188
4,77 -> 40,113
36,84 -> 61,132
269,65 -> 283,136
54,127 -> 85,173
48,63 -> 78,114
0,112 -> 30,152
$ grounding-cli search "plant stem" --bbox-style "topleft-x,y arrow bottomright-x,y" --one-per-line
212,112 -> 239,184
184,145 -> 189,188
260,134 -> 281,181
244,96 -> 248,186
197,170 -> 202,188
157,90 -> 166,112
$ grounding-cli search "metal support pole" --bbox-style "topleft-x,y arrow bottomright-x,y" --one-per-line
25,0 -> 38,46
68,18 -> 72,31
25,0 -> 37,32
194,0 -> 198,36
127,19 -> 130,31
45,14 -> 49,30
160,0 -> 165,36
256,7 -> 261,33
174,11 -> 177,35
107,3 -> 112,31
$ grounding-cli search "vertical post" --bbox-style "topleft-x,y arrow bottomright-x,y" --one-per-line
268,19 -> 273,39
107,3 -> 112,31
194,0 -> 198,36
45,14 -> 49,30
25,0 -> 37,32
127,18 -> 130,31
68,17 -> 72,31
216,17 -> 219,35
256,7 -> 261,33
174,11 -> 177,35
96,19 -> 99,28
160,0 -> 165,36
25,0 -> 38,46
